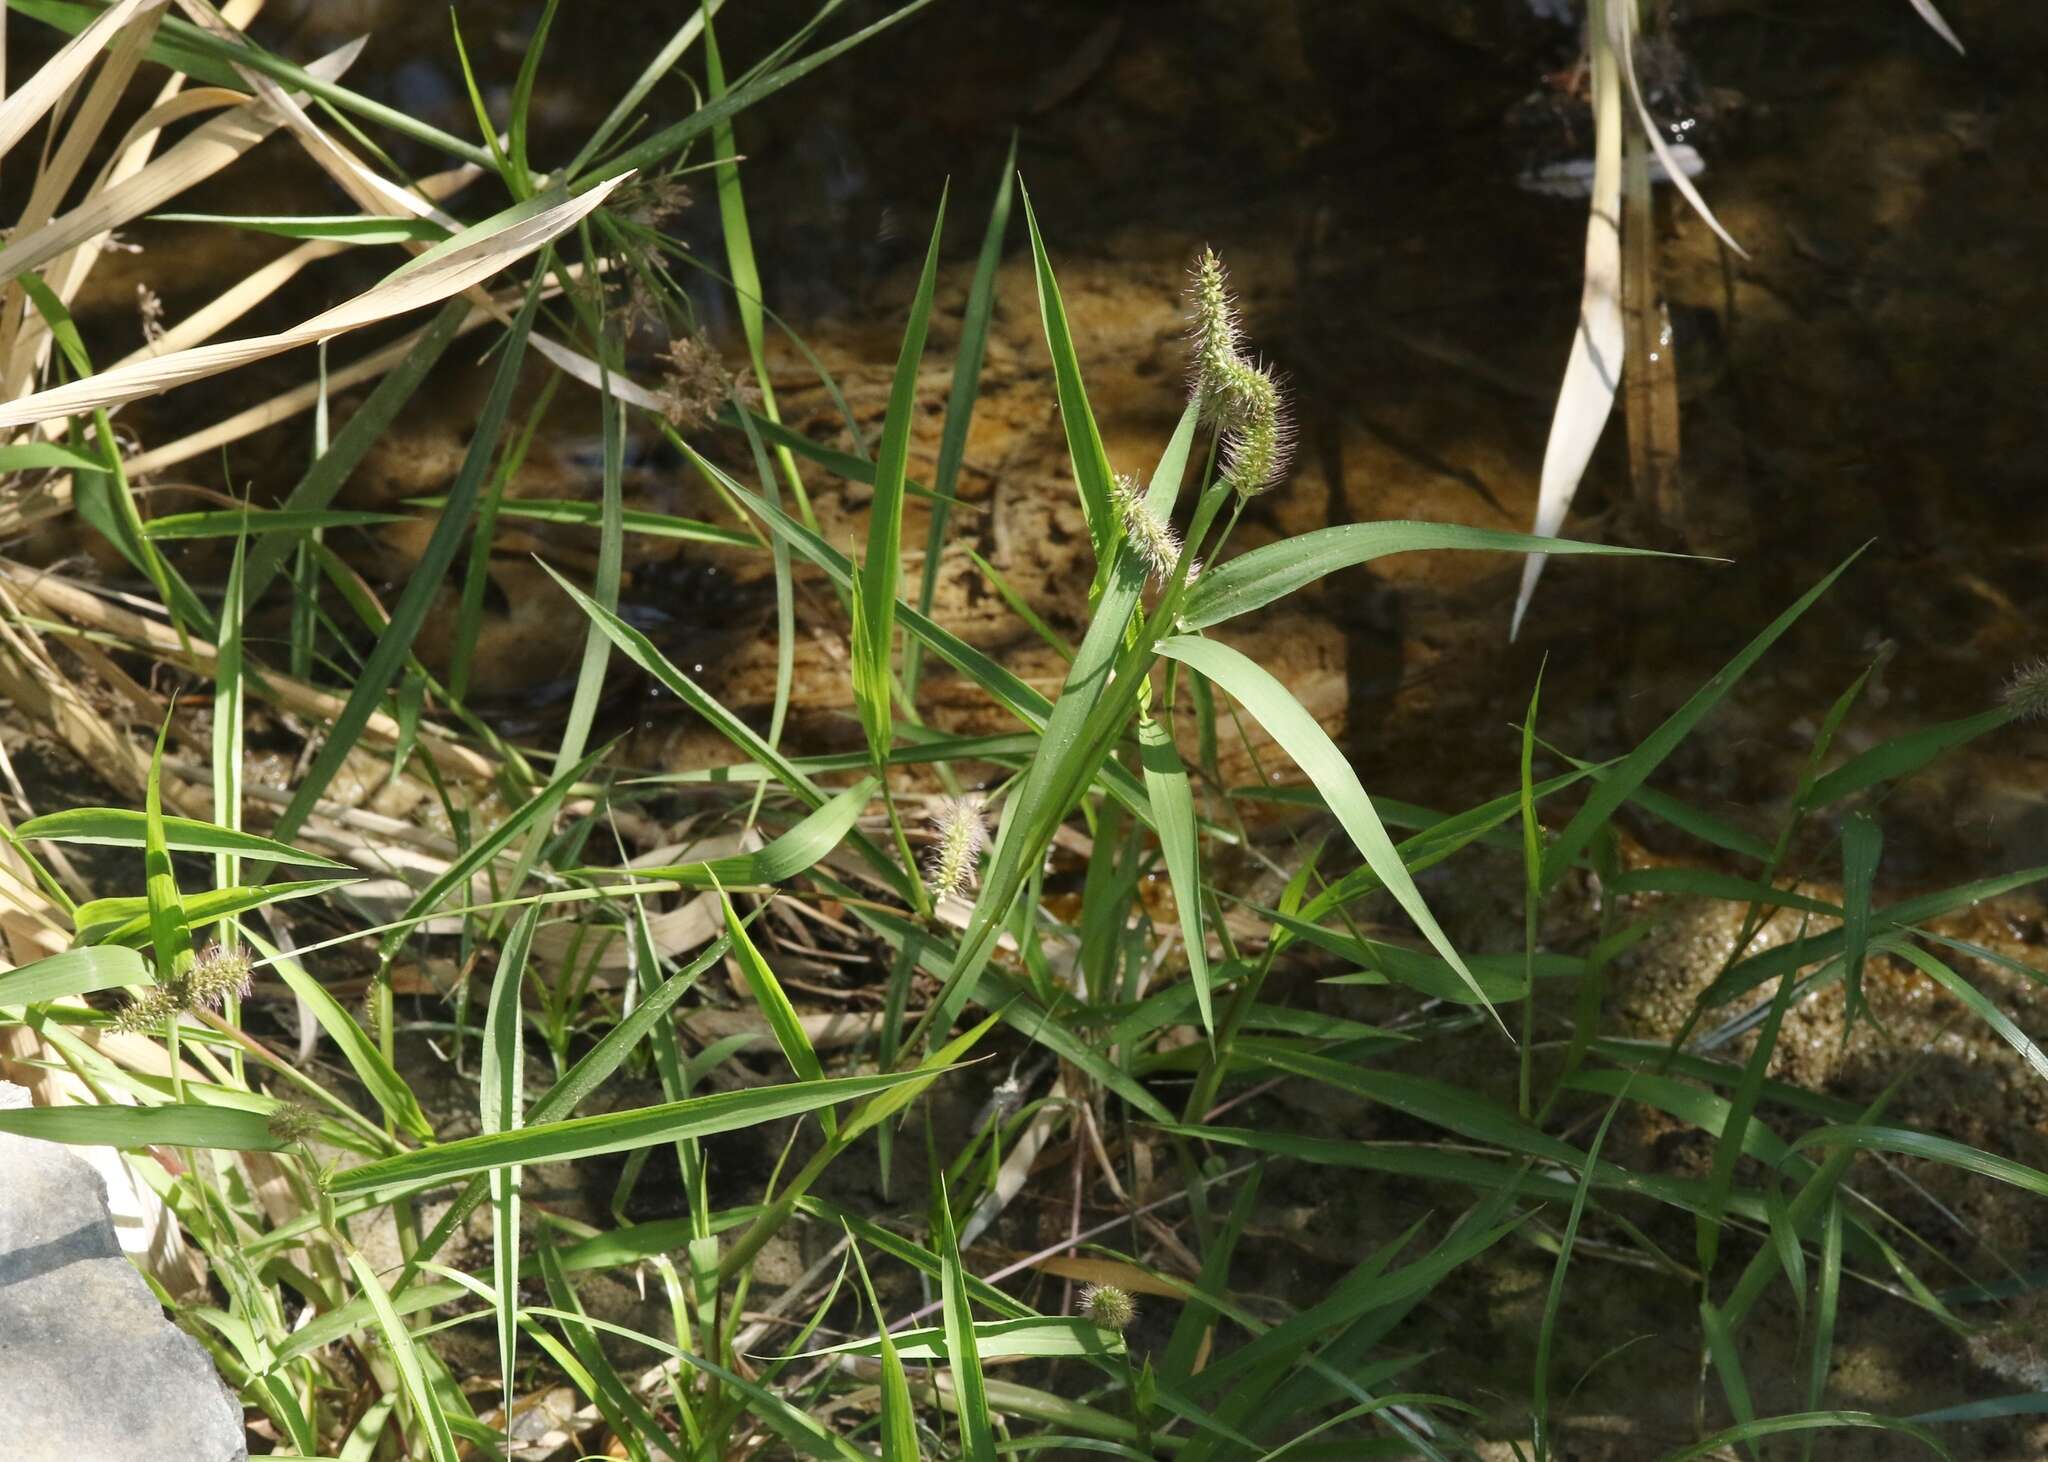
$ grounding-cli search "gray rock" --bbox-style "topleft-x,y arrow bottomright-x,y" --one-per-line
0,1123 -> 247,1462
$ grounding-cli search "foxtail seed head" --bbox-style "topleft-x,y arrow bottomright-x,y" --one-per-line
1113,473 -> 1184,584
1184,248 -> 1291,497
924,794 -> 989,905
111,941 -> 255,1034
1080,1283 -> 1136,1332
266,1102 -> 320,1145
2004,659 -> 2048,722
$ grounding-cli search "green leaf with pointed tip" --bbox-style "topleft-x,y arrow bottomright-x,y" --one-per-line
582,777 -> 876,887
18,809 -> 351,867
75,878 -> 358,948
1020,184 -> 1117,573
1182,521 -> 1674,632
1664,1413 -> 1949,1462
249,926 -> 432,1142
854,188 -> 948,763
141,507 -> 407,539
330,1069 -> 933,1194
0,1102 -> 284,1151
1542,549 -> 1863,888
1158,634 -> 1493,1025
347,1251 -> 459,1462
717,876 -> 831,1134
0,946 -> 149,1006
1138,714 -> 1210,1034
936,1175 -> 997,1462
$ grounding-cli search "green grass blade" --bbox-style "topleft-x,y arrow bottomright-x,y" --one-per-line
1700,1298 -> 1759,1453
1541,550 -> 1863,888
346,1252 -> 459,1462
717,876 -> 832,1134
1138,713 -> 1211,1035
1663,1411 -> 1950,1461
266,278 -> 546,852
1788,1124 -> 2048,1197
1158,633 -> 1493,1027
375,743 -> 611,963
242,300 -> 469,602
17,809 -> 349,866
142,717 -> 192,984
0,946 -> 149,1005
329,1069 -> 935,1194
483,905 -> 536,1422
908,136 -> 1016,701
0,1102 -> 284,1150
849,1239 -> 920,1461
854,187 -> 948,763
1532,1090 -> 1626,1458
1020,182 -> 1116,573
1181,522 -> 1672,633
1698,959 -> 1797,1276
1805,708 -> 2011,808
936,1176 -> 998,1462
248,926 -> 432,1141
1840,811 -> 1881,1023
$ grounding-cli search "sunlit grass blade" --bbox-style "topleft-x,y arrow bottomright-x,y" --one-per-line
0,1102 -> 284,1150
1184,522 -> 1672,632
346,1251 -> 459,1462
248,925 -> 432,1140
1158,633 -> 1494,1027
17,808 -> 350,866
374,743 -> 610,963
908,136 -> 1016,701
848,1239 -> 920,1462
936,1175 -> 998,1462
717,875 -> 832,1133
0,945 -> 149,1005
1021,182 -> 1116,572
141,716 -> 192,987
853,187 -> 947,764
76,878 -> 358,946
1665,1410 -> 1950,1461
1138,713 -> 1211,1035
330,1068 -> 934,1194
482,905 -> 535,1423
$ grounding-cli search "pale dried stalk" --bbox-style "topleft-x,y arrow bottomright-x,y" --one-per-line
0,0 -> 164,161
0,39 -> 367,290
0,560 -> 495,784
0,173 -> 629,431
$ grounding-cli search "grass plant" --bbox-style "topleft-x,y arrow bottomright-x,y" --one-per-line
0,3 -> 2040,1459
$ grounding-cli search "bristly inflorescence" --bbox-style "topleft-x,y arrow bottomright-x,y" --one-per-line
266,1102 -> 320,1145
1079,1282 -> 1136,1332
924,793 -> 989,905
111,941 -> 254,1035
1113,473 -> 1189,585
2003,659 -> 2048,722
1186,248 -> 1293,496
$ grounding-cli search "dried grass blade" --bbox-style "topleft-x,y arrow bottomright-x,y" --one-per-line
1511,7 -> 1624,641
0,176 -> 625,431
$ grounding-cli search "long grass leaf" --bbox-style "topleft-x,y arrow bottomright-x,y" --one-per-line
1541,551 -> 1862,888
483,906 -> 535,1421
1159,634 -> 1493,1025
330,1069 -> 933,1194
